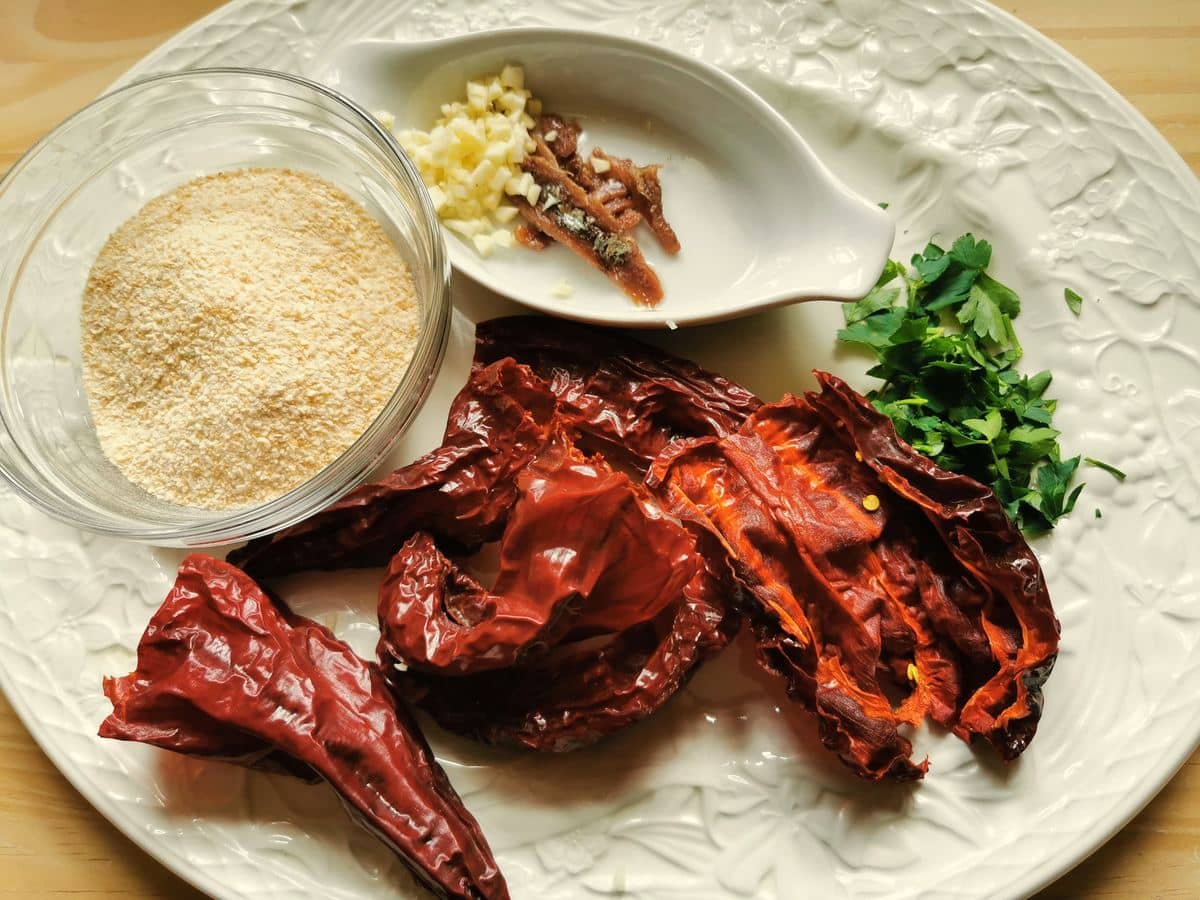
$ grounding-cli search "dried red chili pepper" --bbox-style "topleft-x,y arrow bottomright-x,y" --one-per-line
99,554 -> 508,900
377,425 -> 740,749
473,316 -> 761,471
649,373 -> 1059,779
805,371 -> 1059,759
397,530 -> 738,752
651,422 -> 931,780
376,431 -> 697,676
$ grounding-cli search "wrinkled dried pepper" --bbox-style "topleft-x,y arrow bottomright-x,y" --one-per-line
100,554 -> 508,900
231,318 -> 752,753
807,371 -> 1058,759
231,317 -> 1055,781
379,429 -> 740,750
377,431 -> 700,676
649,372 -> 1059,779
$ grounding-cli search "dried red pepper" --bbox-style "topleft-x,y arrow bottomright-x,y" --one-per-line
651,416 -> 932,780
649,373 -> 1058,779
230,317 -> 753,753
99,554 -> 508,900
806,372 -> 1059,759
231,318 -> 1054,781
404,557 -> 736,752
396,571 -> 736,755
378,430 -> 739,750
376,431 -> 699,677
473,316 -> 761,471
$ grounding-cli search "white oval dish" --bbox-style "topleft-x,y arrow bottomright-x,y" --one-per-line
322,28 -> 894,327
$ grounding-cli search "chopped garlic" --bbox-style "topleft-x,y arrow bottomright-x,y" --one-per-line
500,64 -> 525,90
543,129 -> 558,142
551,279 -> 574,298
473,233 -> 495,257
444,218 -> 484,238
393,65 -> 544,257
525,183 -> 542,206
466,81 -> 488,110
590,155 -> 612,174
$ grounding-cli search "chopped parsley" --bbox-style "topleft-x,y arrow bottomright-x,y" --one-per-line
1064,287 -> 1084,316
838,233 -> 1108,532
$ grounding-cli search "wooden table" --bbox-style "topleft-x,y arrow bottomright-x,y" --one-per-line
1,1 -> 1197,897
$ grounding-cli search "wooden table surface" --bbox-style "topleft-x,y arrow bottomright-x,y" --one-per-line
1,1 -> 1198,897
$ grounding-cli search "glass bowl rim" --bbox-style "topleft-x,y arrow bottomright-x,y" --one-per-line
0,65 -> 451,546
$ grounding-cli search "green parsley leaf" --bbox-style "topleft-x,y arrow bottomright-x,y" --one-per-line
1064,288 -> 1084,316
911,242 -> 949,283
836,308 -> 909,350
843,286 -> 901,324
1034,456 -> 1083,521
948,233 -> 992,270
978,272 -> 1021,317
1010,425 -> 1060,444
963,409 -> 1003,442
958,280 -> 1008,344
1025,370 -> 1052,398
923,266 -> 981,312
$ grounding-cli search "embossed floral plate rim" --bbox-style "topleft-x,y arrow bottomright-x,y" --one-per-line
934,12 -> 1200,900
0,1 -> 1197,899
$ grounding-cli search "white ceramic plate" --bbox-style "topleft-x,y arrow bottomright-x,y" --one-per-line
1,2 -> 1198,899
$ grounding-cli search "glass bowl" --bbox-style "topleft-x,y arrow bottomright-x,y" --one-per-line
0,68 -> 450,547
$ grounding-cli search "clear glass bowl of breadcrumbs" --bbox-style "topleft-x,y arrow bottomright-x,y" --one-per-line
0,68 -> 451,546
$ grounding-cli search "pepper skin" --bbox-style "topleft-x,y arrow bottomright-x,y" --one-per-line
399,531 -> 739,753
99,554 -> 509,900
376,427 -> 741,751
649,372 -> 1059,779
473,316 -> 762,472
806,371 -> 1059,759
376,433 -> 701,677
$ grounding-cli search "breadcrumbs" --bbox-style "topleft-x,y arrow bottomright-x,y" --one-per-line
81,168 -> 419,510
